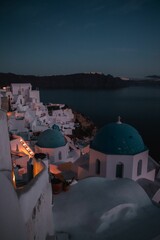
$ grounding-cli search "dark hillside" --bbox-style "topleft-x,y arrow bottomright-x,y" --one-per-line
0,72 -> 127,89
0,72 -> 160,89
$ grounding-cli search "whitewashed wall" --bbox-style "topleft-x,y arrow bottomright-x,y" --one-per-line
89,147 -> 155,181
18,160 -> 54,240
35,143 -> 69,163
30,90 -> 40,103
0,110 -> 27,240
0,110 -> 12,172
11,83 -> 31,96
0,172 -> 27,240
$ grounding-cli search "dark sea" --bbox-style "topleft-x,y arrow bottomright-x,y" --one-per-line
40,86 -> 160,162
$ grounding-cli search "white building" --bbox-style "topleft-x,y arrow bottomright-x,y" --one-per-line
35,125 -> 69,163
88,118 -> 156,181
47,104 -> 75,135
0,83 -> 75,136
0,109 -> 54,240
10,83 -> 40,110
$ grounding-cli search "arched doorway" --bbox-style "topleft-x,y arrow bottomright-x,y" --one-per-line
137,160 -> 142,176
58,151 -> 62,160
96,159 -> 101,175
116,162 -> 124,178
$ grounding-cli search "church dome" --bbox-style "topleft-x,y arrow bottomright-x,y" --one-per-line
91,120 -> 147,155
36,125 -> 66,148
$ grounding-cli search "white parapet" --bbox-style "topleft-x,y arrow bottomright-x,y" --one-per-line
0,110 -> 12,172
18,160 -> 54,239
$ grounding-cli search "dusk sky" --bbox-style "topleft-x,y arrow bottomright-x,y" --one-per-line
0,0 -> 160,78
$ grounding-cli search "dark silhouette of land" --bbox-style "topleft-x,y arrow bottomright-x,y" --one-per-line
0,72 -> 160,89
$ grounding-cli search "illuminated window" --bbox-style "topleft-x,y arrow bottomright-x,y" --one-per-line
96,159 -> 101,175
116,162 -> 124,178
137,160 -> 142,176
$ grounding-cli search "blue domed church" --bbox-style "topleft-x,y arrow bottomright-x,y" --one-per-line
35,125 -> 69,163
89,118 -> 155,181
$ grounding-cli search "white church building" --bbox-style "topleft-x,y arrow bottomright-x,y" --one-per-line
35,124 -> 69,163
35,124 -> 81,166
88,118 -> 156,181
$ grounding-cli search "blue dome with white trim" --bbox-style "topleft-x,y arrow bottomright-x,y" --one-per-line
91,120 -> 147,155
36,125 -> 66,148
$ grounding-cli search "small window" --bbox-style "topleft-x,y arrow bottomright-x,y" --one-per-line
59,151 -> 62,160
96,159 -> 101,175
116,162 -> 124,178
137,160 -> 142,176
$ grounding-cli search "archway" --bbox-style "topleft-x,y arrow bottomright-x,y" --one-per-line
116,162 -> 124,178
96,159 -> 101,175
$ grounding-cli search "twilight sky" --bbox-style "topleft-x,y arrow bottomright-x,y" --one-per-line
0,0 -> 160,78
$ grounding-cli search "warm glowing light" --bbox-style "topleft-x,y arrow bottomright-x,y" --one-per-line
19,137 -> 35,157
33,158 -> 44,177
7,112 -> 13,117
50,164 -> 62,174
12,171 -> 16,188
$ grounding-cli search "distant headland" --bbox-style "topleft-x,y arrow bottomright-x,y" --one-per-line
0,72 -> 160,89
